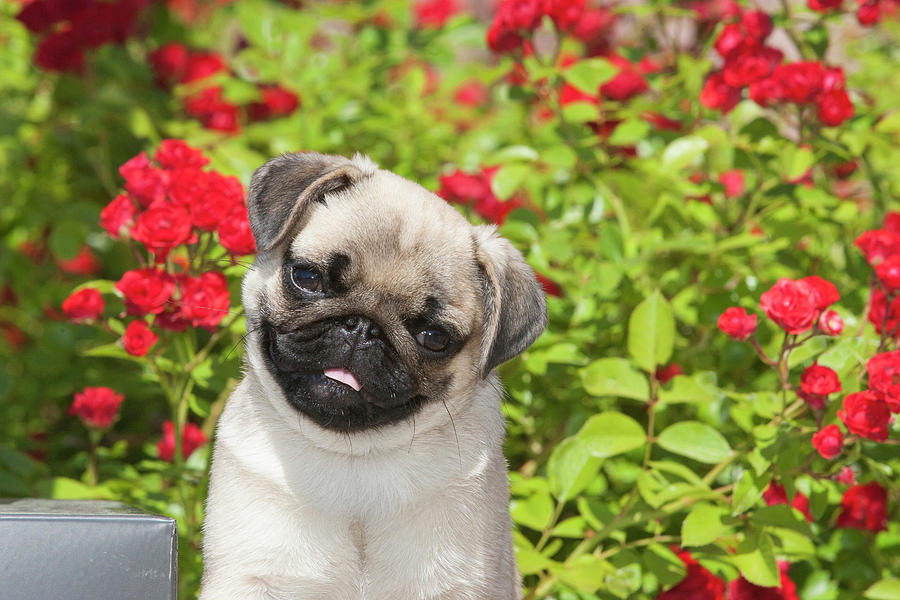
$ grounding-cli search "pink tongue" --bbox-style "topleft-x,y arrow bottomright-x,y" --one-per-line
324,368 -> 362,392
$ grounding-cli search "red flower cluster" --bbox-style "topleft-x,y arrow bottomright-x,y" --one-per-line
487,0 -> 615,54
656,549 -> 725,599
759,276 -> 839,335
701,9 -> 854,126
17,0 -> 148,72
115,268 -> 230,331
157,420 -> 207,462
437,167 -> 523,224
104,140 -> 255,259
69,386 -> 124,429
836,481 -> 888,532
856,213 -> 900,335
148,43 -> 299,132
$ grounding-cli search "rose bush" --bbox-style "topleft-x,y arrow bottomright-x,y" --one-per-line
1,0 -> 899,598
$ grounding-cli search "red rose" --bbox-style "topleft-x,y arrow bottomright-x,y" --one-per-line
855,229 -> 900,264
119,152 -> 169,207
868,289 -> 900,335
601,54 -> 648,101
722,44 -> 782,88
153,139 -> 209,170
838,390 -> 891,441
655,363 -> 683,383
56,245 -> 100,276
729,562 -> 798,600
157,420 -> 207,462
837,466 -> 856,485
181,51 -> 226,84
154,308 -> 190,332
559,81 -> 598,106
836,482 -> 888,532
69,0 -> 141,49
759,278 -> 820,334
166,167 -> 209,207
763,482 -> 813,522
414,0 -> 461,28
122,320 -> 159,357
741,10 -> 774,41
34,29 -> 84,73
808,0 -> 843,11
884,212 -> 900,233
486,0 -> 542,54
69,386 -> 124,429
544,0 -> 585,31
179,272 -> 230,328
718,170 -> 745,198
775,61 -> 825,103
247,84 -> 301,122
62,288 -> 105,322
149,42 -> 188,86
572,7 -> 615,47
657,549 -> 725,600
100,193 -> 137,238
217,205 -> 257,256
801,363 -> 841,396
190,185 -> 235,231
645,113 -> 683,131
875,255 -> 900,293
700,71 -> 742,113
131,201 -> 194,257
16,0 -> 90,33
438,170 -> 491,204
714,23 -> 745,57
453,81 -> 489,107
486,20 -> 526,53
717,307 -> 757,340
857,0 -> 881,25
817,89 -> 854,126
116,268 -> 175,315
749,75 -> 783,107
866,350 -> 900,412
812,424 -> 844,459
799,275 -> 839,310
819,310 -> 843,336
183,87 -> 241,133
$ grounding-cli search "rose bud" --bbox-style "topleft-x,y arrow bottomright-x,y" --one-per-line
122,320 -> 159,357
819,310 -> 844,335
157,421 -> 208,462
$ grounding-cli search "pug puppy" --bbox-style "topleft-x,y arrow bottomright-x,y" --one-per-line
200,152 -> 547,600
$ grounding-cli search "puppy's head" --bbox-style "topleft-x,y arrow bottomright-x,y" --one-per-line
243,152 -> 546,434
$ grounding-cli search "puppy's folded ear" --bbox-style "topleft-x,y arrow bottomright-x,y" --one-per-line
248,152 -> 377,252
474,225 -> 548,377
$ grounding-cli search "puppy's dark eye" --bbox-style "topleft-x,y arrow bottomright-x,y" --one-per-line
291,267 -> 322,292
415,328 -> 449,352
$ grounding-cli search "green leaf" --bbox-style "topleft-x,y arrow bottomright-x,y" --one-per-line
552,516 -> 587,538
658,372 -> 716,404
657,421 -> 732,464
561,102 -> 601,123
578,411 -> 646,458
543,145 -> 578,169
49,221 -> 88,260
865,579 -> 900,600
562,58 -> 617,94
628,290 -> 675,372
510,491 -> 555,531
551,555 -> 612,592
36,477 -> 114,500
643,544 -> 687,587
547,436 -> 602,501
732,533 -> 780,587
490,163 -> 531,200
662,136 -> 708,172
783,146 -> 814,180
875,111 -> 900,134
581,358 -> 650,400
682,503 -> 735,546
72,279 -> 118,294
608,120 -> 651,146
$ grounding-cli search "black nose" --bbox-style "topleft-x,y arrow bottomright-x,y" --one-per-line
342,315 -> 382,341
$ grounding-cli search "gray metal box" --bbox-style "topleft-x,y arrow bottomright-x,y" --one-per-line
0,498 -> 177,600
